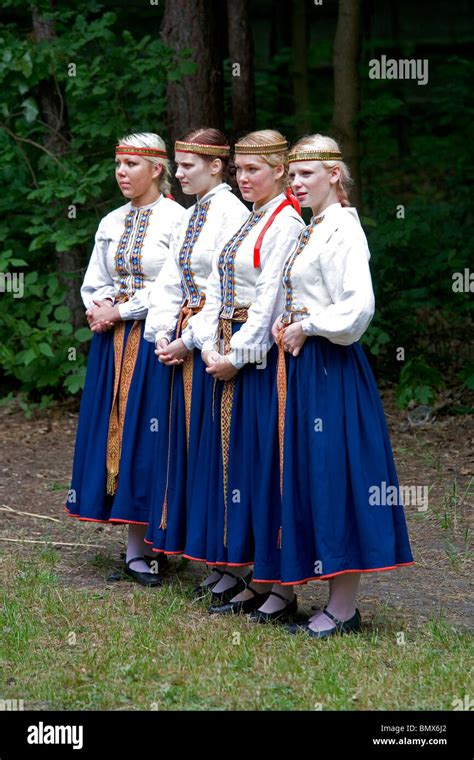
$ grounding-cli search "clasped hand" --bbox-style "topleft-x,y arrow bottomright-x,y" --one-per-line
155,338 -> 189,365
202,350 -> 239,381
271,316 -> 306,357
85,300 -> 120,333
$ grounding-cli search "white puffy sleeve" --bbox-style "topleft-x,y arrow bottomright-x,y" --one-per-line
300,221 -> 375,345
80,221 -> 115,309
117,284 -> 154,321
181,251 -> 223,351
181,202 -> 249,352
143,248 -> 184,344
226,214 -> 304,369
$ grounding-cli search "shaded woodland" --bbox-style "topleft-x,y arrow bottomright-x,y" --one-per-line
0,0 -> 472,411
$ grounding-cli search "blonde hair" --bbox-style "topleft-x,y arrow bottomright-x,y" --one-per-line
117,132 -> 171,196
291,134 -> 353,206
235,129 -> 289,189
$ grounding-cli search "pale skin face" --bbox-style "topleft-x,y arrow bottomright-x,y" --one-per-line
235,154 -> 284,209
115,153 -> 162,207
289,160 -> 340,217
271,160 -> 341,356
174,151 -> 223,199
86,152 -> 163,333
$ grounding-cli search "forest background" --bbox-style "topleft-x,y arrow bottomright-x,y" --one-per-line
0,0 -> 473,415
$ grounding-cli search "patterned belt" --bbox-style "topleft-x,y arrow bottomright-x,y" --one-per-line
160,296 -> 205,531
175,295 -> 206,338
275,309 -> 309,543
106,295 -> 141,496
215,307 -> 249,547
281,308 -> 308,325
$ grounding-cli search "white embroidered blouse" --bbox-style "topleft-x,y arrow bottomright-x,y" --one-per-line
80,194 -> 185,321
143,183 -> 248,344
279,202 -> 375,344
183,192 -> 304,369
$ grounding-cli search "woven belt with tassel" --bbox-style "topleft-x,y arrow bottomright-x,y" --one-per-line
160,296 -> 206,531
214,308 -> 249,547
105,297 -> 141,496
275,309 -> 308,547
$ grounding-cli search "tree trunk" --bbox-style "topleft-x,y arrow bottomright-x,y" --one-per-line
162,0 -> 224,203
32,5 -> 84,331
227,0 -> 255,136
390,1 -> 410,159
332,0 -> 362,210
291,0 -> 310,136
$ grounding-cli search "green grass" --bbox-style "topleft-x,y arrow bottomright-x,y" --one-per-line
46,481 -> 70,493
431,477 -> 473,570
0,552 -> 471,711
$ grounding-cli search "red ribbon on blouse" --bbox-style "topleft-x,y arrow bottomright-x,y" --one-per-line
253,190 -> 301,268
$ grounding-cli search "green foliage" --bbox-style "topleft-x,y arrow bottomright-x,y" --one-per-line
395,358 -> 445,408
358,55 -> 474,404
0,1 -> 190,400
1,6 -> 472,409
0,252 -> 91,395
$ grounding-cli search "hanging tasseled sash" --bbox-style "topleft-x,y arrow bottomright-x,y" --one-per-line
176,299 -> 206,448
275,215 -> 324,546
160,297 -> 206,530
216,308 -> 248,547
276,329 -> 287,501
106,318 -> 142,495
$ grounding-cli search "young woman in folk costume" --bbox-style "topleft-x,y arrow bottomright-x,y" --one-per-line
181,130 -> 305,611
269,134 -> 414,637
65,133 -> 185,586
143,128 -> 248,564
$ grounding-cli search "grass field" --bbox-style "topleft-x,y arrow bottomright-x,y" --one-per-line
0,549 -> 471,712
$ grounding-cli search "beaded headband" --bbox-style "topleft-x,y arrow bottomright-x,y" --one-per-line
115,145 -> 168,159
288,150 -> 342,163
175,140 -> 230,158
234,140 -> 289,155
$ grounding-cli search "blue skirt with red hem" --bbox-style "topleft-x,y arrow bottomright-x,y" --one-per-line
144,348 -> 212,554
65,320 -> 162,524
279,336 -> 414,585
183,324 -> 282,581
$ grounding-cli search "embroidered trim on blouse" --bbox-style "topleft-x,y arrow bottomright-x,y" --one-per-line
218,211 -> 265,318
281,215 -> 324,320
115,207 -> 153,297
179,200 -> 211,307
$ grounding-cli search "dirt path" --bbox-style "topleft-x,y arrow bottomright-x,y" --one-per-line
0,393 -> 472,629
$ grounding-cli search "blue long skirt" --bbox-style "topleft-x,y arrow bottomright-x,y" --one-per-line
280,336 -> 414,585
144,348 -> 211,554
183,323 -> 282,581
65,320 -> 161,524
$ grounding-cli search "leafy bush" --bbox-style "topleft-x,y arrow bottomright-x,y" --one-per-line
0,2 -> 189,400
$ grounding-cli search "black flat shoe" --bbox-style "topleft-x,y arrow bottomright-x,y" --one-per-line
285,620 -> 310,634
143,553 -> 169,574
122,556 -> 163,587
119,551 -> 169,574
249,591 -> 297,623
208,586 -> 270,615
286,607 -> 361,639
192,568 -> 224,598
209,570 -> 253,604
